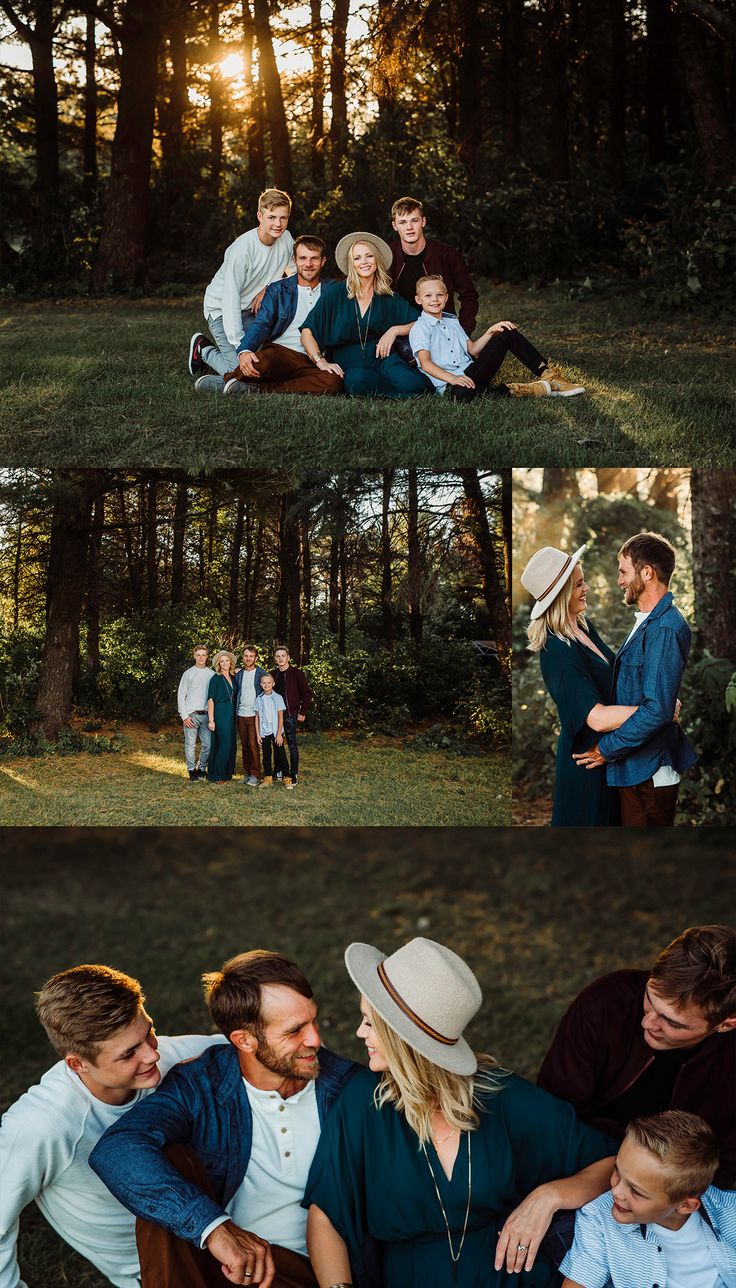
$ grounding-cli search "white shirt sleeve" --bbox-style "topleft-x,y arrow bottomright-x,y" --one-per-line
177,670 -> 190,721
0,1099 -> 77,1288
221,240 -> 251,348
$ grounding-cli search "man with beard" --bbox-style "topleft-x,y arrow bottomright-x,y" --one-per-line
572,531 -> 697,826
90,951 -> 360,1288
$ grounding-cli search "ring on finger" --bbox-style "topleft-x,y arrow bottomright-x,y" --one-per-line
517,1243 -> 529,1252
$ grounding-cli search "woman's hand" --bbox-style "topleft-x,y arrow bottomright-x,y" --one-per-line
494,1181 -> 559,1274
375,327 -> 399,359
673,698 -> 682,723
487,320 -> 516,336
316,356 -> 344,377
448,373 -> 476,389
208,720 -> 215,731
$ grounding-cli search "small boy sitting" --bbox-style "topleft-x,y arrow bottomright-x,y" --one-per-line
409,274 -> 585,400
561,1109 -> 736,1288
255,672 -> 289,786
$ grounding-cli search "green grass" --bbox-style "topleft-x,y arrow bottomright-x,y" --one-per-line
2,826 -> 731,1286
1,287 -> 733,467
0,723 -> 509,825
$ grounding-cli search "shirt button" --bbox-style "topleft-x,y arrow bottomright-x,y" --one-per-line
284,1150 -> 291,1157
281,1126 -> 287,1133
278,1103 -> 285,1112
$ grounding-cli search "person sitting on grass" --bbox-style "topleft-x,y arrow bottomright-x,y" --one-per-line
560,1110 -> 736,1288
188,188 -> 294,381
409,274 -> 586,400
255,672 -> 288,787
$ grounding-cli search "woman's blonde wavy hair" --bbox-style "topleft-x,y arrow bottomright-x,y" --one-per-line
212,649 -> 236,674
345,242 -> 393,299
527,563 -> 585,653
367,1002 -> 499,1147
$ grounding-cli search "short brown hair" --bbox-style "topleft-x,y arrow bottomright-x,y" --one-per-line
274,644 -> 289,655
203,950 -> 312,1038
259,188 -> 292,212
625,1110 -> 719,1200
242,643 -> 259,656
35,964 -> 145,1062
651,925 -> 736,1024
294,235 -> 327,257
391,196 -> 424,220
193,644 -> 208,654
416,274 -> 446,293
618,531 -> 676,585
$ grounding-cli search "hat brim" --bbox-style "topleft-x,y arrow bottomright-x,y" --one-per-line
528,542 -> 588,620
345,942 -> 478,1075
335,232 -> 393,276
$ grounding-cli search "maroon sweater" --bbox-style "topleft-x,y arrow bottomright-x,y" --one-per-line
537,969 -> 736,1188
389,237 -> 479,335
270,665 -> 312,718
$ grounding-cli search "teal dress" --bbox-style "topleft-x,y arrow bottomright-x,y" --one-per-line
206,673 -> 236,782
301,282 -> 431,398
304,1068 -> 615,1288
538,621 -> 620,826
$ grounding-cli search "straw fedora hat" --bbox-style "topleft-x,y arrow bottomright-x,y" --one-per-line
345,937 -> 482,1075
335,231 -> 393,276
521,543 -> 588,621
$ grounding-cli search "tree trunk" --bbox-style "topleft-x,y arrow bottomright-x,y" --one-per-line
228,497 -> 246,631
690,469 -> 736,659
501,469 -> 512,616
86,493 -> 104,676
459,469 -> 512,653
29,0 -> 59,202
301,513 -> 312,663
209,0 -> 224,194
170,480 -> 188,603
12,500 -> 24,629
457,0 -> 482,168
146,478 -> 158,608
242,0 -> 266,181
118,484 -> 142,609
253,0 -> 293,188
543,3 -> 571,180
381,468 -> 394,649
330,0 -> 349,182
338,530 -> 347,654
407,469 -> 423,645
160,4 -> 188,196
83,15 -> 98,201
608,0 -> 627,189
309,0 -> 325,182
676,11 -> 735,185
276,495 -> 290,642
92,0 -> 162,290
500,0 -> 522,158
246,519 -> 264,640
646,0 -> 670,162
328,530 -> 339,637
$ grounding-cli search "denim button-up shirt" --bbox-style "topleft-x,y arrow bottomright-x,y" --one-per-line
238,275 -> 334,355
598,592 -> 698,787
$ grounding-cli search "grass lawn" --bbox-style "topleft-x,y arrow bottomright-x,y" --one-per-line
2,826 -> 730,1287
0,722 -> 508,826
1,286 -> 733,468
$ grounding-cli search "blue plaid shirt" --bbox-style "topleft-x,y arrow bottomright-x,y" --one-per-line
561,1186 -> 736,1287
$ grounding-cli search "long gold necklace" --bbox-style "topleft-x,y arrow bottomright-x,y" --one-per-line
354,294 -> 373,353
421,1132 -> 471,1280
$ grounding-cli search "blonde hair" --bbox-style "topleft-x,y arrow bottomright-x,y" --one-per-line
626,1111 -> 719,1200
345,242 -> 393,299
258,188 -> 291,212
527,565 -> 584,653
367,1003 -> 498,1146
212,650 -> 236,674
416,274 -> 447,294
35,964 -> 144,1061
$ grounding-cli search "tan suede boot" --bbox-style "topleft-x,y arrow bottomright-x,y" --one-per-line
258,775 -> 273,787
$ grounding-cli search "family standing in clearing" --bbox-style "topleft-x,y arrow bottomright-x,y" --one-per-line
188,189 -> 586,402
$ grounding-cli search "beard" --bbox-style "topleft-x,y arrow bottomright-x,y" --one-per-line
254,1036 -> 320,1081
624,571 -> 646,604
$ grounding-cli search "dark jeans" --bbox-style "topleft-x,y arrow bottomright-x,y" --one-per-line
283,714 -> 300,780
262,733 -> 289,778
449,326 -> 547,401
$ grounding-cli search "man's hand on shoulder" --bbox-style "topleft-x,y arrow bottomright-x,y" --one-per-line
206,1220 -> 275,1286
572,744 -> 607,769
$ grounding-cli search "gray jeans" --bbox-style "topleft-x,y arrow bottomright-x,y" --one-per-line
183,711 -> 211,771
204,309 -> 257,375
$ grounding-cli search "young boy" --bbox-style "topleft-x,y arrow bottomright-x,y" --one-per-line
0,964 -> 222,1288
409,274 -> 586,400
255,672 -> 288,786
561,1110 -> 736,1288
188,188 -> 294,379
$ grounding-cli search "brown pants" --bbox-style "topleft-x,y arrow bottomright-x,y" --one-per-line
238,714 -> 260,778
226,343 -> 343,395
136,1145 -> 318,1288
619,779 -> 679,826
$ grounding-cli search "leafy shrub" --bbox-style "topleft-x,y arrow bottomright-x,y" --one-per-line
678,653 -> 736,824
0,621 -> 44,735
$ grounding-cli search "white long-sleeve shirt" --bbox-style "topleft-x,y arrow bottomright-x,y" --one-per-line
0,1034 -> 224,1288
177,665 -> 214,721
203,228 -> 295,348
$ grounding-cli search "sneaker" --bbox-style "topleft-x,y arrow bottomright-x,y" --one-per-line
188,332 -> 212,376
275,771 -> 283,783
285,776 -> 298,790
259,775 -> 273,787
508,379 -> 552,397
224,377 -> 257,396
246,775 -> 258,786
188,769 -> 198,780
542,365 -> 586,397
195,374 -> 225,394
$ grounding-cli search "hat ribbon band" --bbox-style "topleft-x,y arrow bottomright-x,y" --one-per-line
537,555 -> 572,603
377,961 -> 458,1046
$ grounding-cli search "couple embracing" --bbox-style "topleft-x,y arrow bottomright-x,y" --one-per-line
522,531 -> 698,827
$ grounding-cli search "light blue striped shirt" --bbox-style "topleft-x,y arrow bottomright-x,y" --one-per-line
561,1187 -> 736,1287
409,310 -> 471,393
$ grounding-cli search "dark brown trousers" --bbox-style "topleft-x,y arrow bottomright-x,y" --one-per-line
136,1145 -> 318,1288
226,344 -> 343,395
237,714 -> 260,778
619,779 -> 679,826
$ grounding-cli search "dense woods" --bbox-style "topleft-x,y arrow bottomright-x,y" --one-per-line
0,468 -> 511,740
1,1 -> 734,306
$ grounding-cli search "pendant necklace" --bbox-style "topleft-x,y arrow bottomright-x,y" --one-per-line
354,295 -> 373,353
422,1132 -> 471,1281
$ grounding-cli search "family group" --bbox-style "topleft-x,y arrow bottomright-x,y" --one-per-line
187,190 -> 586,403
521,530 -> 698,827
2,925 -> 734,1288
177,643 -> 312,788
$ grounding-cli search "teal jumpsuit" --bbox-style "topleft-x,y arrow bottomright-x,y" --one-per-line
206,673 -> 236,782
301,283 -> 432,398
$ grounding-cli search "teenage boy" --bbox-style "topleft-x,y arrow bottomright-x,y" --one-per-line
188,189 -> 294,379
409,274 -> 585,400
177,644 -> 214,780
255,672 -> 288,786
196,236 -> 343,397
234,645 -> 267,786
561,1111 -> 736,1287
271,645 -> 313,790
0,964 -> 222,1288
539,925 -> 736,1187
389,196 -> 479,335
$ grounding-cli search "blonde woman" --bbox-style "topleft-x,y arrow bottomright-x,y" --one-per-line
299,232 -> 432,398
305,938 -> 616,1288
521,545 -> 641,826
206,650 -> 237,783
